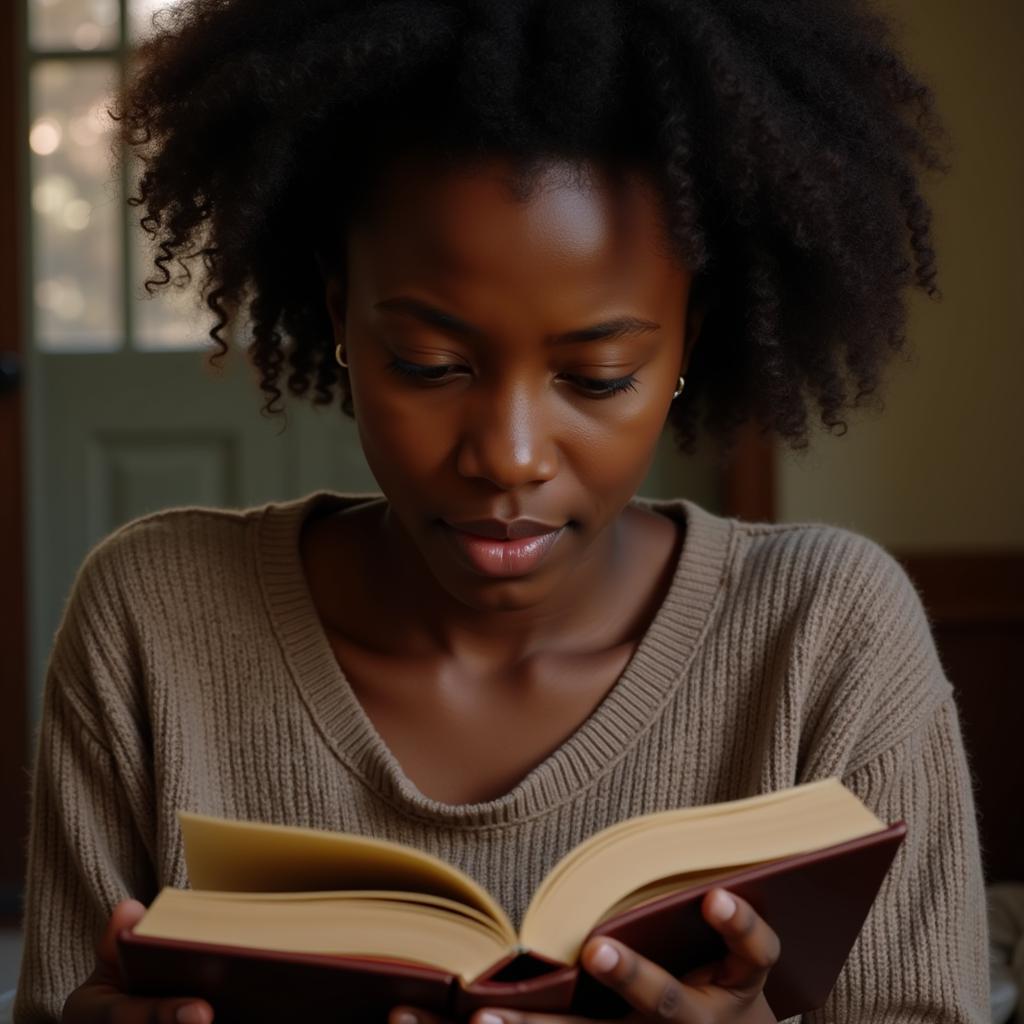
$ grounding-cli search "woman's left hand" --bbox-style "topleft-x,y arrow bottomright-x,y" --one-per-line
390,887 -> 780,1024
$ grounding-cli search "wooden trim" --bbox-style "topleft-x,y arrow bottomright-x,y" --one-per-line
896,552 -> 1024,884
722,421 -> 776,521
0,0 -> 26,919
897,553 -> 1024,624
0,0 -> 28,922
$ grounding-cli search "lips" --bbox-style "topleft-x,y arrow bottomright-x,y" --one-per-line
445,518 -> 564,540
441,517 -> 567,577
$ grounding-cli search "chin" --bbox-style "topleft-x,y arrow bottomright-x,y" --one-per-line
438,569 -> 563,614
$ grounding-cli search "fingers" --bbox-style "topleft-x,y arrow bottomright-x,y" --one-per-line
389,1008 -> 451,1024
576,891 -> 780,1019
63,984 -> 214,1024
62,899 -> 215,1024
390,1007 -> 587,1024
390,893 -> 779,1024
97,899 -> 148,971
697,888 -> 781,994
579,937 -> 705,1021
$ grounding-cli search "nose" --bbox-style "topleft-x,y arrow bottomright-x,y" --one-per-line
455,382 -> 559,489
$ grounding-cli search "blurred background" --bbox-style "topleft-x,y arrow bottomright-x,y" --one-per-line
0,0 -> 1021,1016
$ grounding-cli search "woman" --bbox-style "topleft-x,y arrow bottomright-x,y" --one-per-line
14,1 -> 987,1022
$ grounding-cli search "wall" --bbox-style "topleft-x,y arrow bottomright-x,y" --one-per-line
778,0 -> 1024,551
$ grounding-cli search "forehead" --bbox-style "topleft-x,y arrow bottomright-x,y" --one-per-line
346,154 -> 685,300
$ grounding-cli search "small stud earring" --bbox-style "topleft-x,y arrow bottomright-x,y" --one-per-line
672,376 -> 685,400
334,343 -> 348,369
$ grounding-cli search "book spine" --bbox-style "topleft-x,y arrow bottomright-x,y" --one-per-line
453,965 -> 579,1019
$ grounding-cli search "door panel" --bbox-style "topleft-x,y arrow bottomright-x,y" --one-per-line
29,349 -> 378,723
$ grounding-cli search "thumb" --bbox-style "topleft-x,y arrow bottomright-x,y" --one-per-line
97,899 -> 147,975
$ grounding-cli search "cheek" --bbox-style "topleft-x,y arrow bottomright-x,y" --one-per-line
563,398 -> 670,500
351,380 -> 455,489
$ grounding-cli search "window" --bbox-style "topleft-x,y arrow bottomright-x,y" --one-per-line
28,0 -> 202,351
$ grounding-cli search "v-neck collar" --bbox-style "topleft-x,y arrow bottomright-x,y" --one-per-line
256,491 -> 735,827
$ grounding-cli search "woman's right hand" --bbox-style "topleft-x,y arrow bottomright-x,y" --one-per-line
62,898 -> 214,1024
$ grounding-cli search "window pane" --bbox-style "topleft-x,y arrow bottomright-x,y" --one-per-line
29,0 -> 119,52
132,229 -> 210,351
130,0 -> 190,42
31,59 -> 122,351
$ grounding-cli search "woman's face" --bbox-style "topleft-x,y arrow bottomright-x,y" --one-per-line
326,154 -> 700,612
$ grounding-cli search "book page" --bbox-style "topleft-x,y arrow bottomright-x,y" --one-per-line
520,778 -> 885,962
178,811 -> 515,943
134,886 -> 514,983
595,863 -> 764,923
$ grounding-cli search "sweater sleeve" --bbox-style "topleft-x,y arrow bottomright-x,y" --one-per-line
800,694 -> 990,1024
13,541 -> 159,1024
793,537 -> 990,1024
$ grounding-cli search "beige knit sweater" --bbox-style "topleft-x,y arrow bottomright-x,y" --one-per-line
13,493 -> 989,1023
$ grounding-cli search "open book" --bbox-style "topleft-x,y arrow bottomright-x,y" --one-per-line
118,778 -> 905,1021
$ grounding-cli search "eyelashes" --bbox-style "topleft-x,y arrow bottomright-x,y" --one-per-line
571,374 -> 640,397
385,358 -> 639,398
386,360 -> 453,382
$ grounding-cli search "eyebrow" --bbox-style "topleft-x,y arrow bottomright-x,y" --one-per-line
374,297 -> 661,344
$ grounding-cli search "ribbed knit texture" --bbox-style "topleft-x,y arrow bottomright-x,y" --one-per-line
13,493 -> 989,1023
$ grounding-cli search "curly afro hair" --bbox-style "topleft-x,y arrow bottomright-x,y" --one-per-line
116,0 -> 948,450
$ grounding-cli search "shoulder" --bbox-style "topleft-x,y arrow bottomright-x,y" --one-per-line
663,501 -> 950,764
68,490 -> 369,619
728,516 -> 948,765
97,502 -> 261,552
727,513 -> 938,664
52,504 -> 276,677
73,503 -> 267,598
44,506 -> 268,734
731,515 -> 921,621
643,497 -> 927,645
662,497 -> 923,627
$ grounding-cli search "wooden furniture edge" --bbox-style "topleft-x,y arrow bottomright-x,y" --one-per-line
0,0 -> 28,928
722,423 -> 776,522
896,552 -> 1024,623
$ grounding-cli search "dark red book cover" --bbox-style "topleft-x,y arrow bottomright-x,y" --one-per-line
118,823 -> 905,1023
573,823 -> 907,1020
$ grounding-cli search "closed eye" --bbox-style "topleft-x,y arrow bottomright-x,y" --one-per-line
562,373 -> 639,397
385,358 -> 467,383
385,359 -> 639,398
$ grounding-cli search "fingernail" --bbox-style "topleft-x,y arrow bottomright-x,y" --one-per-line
477,1014 -> 505,1024
710,890 -> 736,921
393,1014 -> 419,1024
590,941 -> 620,973
176,1007 -> 205,1024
